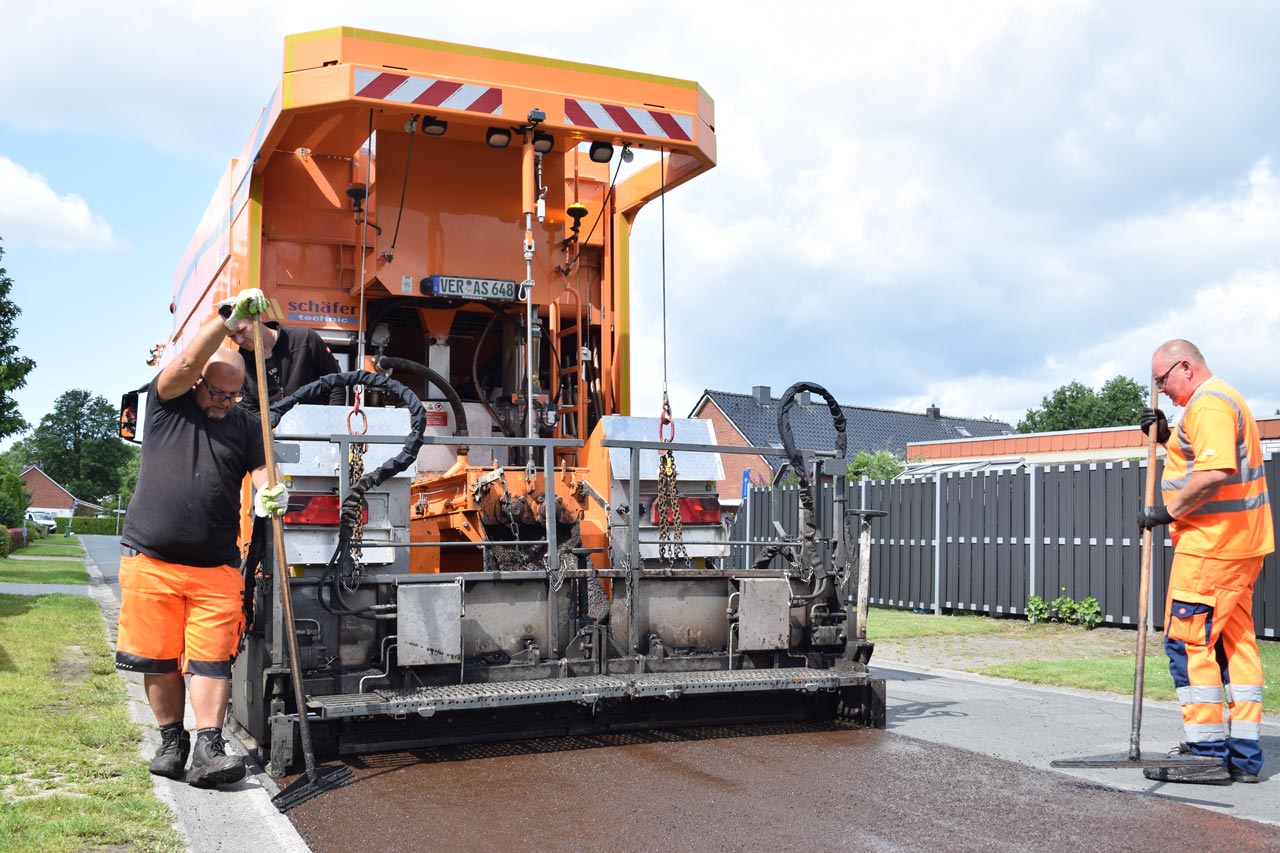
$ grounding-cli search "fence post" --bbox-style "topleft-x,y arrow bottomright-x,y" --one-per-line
860,476 -> 869,604
933,473 -> 943,615
1028,466 -> 1037,601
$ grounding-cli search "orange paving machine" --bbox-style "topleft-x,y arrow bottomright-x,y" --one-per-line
124,27 -> 884,775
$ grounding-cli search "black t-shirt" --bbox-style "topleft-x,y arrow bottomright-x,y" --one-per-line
121,376 -> 266,567
237,325 -> 342,414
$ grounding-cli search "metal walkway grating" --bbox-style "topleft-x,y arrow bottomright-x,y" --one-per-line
307,668 -> 870,719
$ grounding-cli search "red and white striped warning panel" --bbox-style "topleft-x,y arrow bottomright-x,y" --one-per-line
564,98 -> 693,143
354,69 -> 503,115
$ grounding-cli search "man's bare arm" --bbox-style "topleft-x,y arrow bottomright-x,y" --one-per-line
1168,469 -> 1231,518
155,316 -> 231,402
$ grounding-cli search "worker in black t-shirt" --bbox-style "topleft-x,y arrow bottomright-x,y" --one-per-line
116,288 -> 289,790
222,313 -> 343,412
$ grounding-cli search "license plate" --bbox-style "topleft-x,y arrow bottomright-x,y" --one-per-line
430,275 -> 519,302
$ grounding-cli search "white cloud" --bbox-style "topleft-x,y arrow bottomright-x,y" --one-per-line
4,0 -> 1280,439
0,156 -> 123,251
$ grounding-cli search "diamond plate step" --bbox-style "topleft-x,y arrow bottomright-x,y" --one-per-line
306,668 -> 870,719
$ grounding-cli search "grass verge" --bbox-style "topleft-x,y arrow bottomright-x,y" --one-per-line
867,606 -> 1015,640
0,560 -> 89,585
0,594 -> 182,853
12,540 -> 84,559
979,643 -> 1280,714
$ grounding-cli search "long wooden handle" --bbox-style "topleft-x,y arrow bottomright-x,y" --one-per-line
250,316 -> 319,779
1128,378 -> 1160,759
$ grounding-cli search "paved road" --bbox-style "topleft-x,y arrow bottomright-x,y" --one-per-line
283,703 -> 1279,853
61,537 -> 1280,850
882,663 -> 1279,824
82,533 -> 121,591
282,666 -> 1280,852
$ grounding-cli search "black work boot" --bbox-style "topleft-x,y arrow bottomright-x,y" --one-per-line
1143,744 -> 1231,785
187,729 -> 246,788
1229,765 -> 1261,783
148,725 -> 190,780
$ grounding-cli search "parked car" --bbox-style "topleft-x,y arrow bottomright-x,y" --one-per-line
26,511 -> 58,533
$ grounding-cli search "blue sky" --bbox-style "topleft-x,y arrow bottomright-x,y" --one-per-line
3,1 -> 1280,448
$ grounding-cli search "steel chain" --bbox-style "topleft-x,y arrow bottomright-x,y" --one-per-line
344,441 -> 365,593
655,452 -> 689,568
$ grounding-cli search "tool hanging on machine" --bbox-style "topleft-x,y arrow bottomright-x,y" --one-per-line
249,316 -> 354,812
1051,377 -> 1219,771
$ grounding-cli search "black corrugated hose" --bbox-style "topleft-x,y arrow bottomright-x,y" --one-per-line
753,382 -> 847,604
269,370 -> 427,617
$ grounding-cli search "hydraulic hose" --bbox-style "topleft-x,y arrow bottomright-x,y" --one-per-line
756,382 -> 847,604
375,356 -> 469,447
470,304 -> 564,438
472,308 -> 512,436
270,370 -> 427,617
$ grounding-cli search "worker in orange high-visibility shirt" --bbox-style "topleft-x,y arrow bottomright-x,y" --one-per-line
1138,339 -> 1271,785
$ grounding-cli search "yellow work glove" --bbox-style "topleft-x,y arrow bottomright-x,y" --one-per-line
254,483 -> 289,518
219,288 -> 270,331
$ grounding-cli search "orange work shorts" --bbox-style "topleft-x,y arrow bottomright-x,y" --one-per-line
114,551 -> 245,679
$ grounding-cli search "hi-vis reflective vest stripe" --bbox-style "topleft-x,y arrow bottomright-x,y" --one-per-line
564,98 -> 694,142
1161,378 -> 1273,558
354,70 -> 503,114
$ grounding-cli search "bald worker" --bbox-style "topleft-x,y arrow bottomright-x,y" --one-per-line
1139,339 -> 1272,784
116,289 -> 289,789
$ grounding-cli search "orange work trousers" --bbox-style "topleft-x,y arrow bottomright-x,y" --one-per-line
1163,552 -> 1264,776
114,551 -> 245,680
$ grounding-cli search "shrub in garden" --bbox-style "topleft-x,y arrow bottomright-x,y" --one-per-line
1026,595 -> 1050,624
1028,590 -> 1103,628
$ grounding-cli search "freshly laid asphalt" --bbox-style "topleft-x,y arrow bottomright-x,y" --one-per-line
6,535 -> 1276,851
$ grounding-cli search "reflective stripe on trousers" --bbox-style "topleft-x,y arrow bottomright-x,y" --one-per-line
1164,552 -> 1265,776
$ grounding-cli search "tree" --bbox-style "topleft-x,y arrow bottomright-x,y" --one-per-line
846,449 -> 907,481
0,242 -> 37,440
1017,375 -> 1145,433
1094,375 -> 1147,425
0,439 -> 36,475
0,470 -> 28,527
28,389 -> 132,502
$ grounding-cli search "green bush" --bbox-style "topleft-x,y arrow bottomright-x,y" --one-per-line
25,521 -> 46,540
1076,596 -> 1103,630
1026,595 -> 1050,624
1050,587 -> 1079,623
60,516 -> 123,536
0,472 -> 26,527
1031,589 -> 1103,628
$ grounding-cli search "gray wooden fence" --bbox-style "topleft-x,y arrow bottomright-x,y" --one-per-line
727,458 -> 1280,637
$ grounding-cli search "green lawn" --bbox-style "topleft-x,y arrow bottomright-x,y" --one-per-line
0,560 -> 89,585
867,606 -> 1014,639
868,606 -> 1280,715
980,643 -> 1280,714
12,539 -> 83,559
0,594 -> 182,853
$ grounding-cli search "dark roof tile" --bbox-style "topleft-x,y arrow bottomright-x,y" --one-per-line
699,389 -> 1013,466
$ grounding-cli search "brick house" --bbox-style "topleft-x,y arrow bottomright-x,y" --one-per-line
905,415 -> 1280,472
18,464 -> 103,517
690,386 -> 1014,502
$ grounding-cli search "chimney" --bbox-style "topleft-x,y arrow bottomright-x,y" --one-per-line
796,390 -> 811,406
752,385 -> 771,405
926,404 -> 941,419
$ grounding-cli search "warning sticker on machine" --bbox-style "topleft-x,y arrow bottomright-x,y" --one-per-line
424,401 -> 449,427
430,275 -> 519,301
